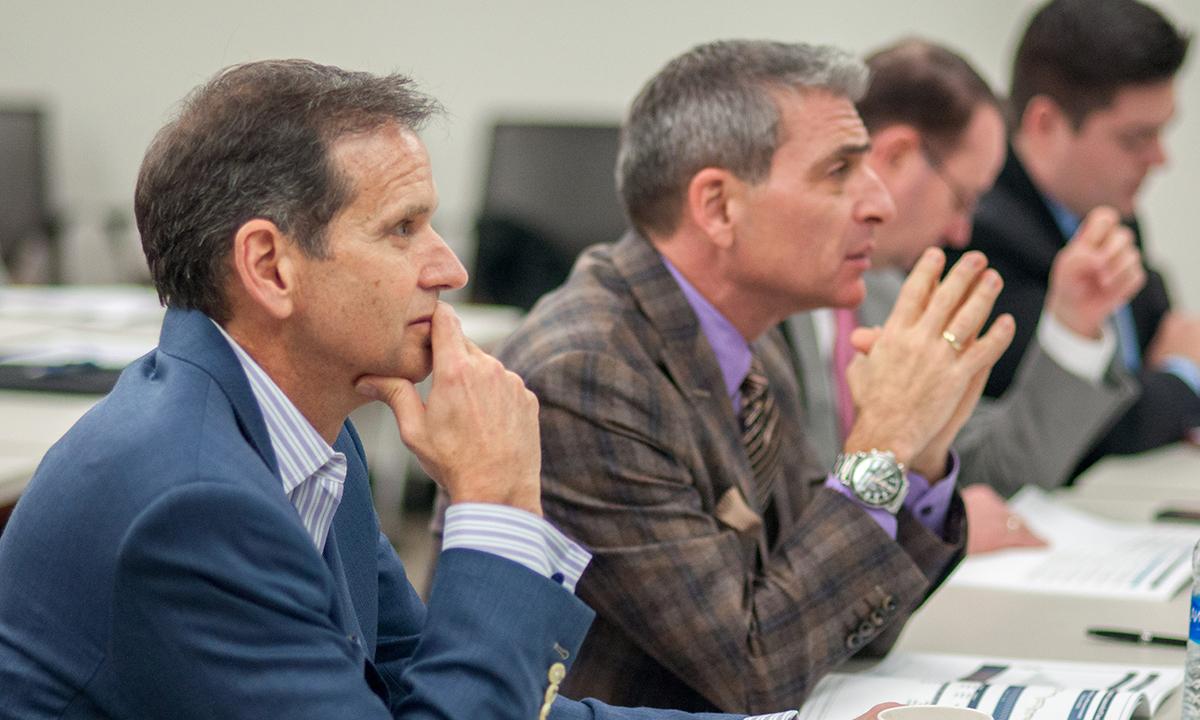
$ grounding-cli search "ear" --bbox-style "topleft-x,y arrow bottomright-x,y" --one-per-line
868,124 -> 924,192
870,124 -> 922,171
230,218 -> 299,320
1020,95 -> 1071,142
684,167 -> 740,249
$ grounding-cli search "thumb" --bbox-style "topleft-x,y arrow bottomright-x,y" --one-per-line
356,376 -> 427,446
849,325 -> 883,354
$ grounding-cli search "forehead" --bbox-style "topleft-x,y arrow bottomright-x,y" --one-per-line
328,122 -> 434,205
772,88 -> 869,159
1086,80 -> 1176,128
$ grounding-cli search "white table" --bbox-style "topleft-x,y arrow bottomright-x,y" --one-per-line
886,447 -> 1200,719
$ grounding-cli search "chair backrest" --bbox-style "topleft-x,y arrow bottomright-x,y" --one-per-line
471,122 -> 626,309
0,107 -> 55,283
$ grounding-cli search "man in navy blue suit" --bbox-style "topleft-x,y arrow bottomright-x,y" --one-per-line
0,60 -> 892,720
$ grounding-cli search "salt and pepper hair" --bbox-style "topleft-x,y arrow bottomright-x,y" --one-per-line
135,59 -> 442,322
617,40 -> 869,237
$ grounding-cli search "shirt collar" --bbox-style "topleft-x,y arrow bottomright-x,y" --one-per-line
211,321 -> 346,500
661,257 -> 752,404
1042,193 -> 1082,239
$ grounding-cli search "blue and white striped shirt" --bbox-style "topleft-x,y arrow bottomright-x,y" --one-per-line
215,321 -> 592,590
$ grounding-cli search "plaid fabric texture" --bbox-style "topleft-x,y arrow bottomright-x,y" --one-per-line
497,232 -> 966,714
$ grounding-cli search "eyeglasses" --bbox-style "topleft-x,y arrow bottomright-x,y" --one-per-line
919,142 -> 979,216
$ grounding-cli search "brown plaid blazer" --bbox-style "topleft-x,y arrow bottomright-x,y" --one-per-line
497,232 -> 966,715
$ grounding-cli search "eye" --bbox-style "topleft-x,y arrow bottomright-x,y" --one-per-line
829,161 -> 851,177
393,220 -> 414,238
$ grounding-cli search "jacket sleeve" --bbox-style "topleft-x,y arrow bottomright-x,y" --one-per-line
112,482 -> 595,720
953,341 -> 1139,496
528,349 -> 961,714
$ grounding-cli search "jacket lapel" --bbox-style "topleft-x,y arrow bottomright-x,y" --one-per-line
607,232 -> 762,512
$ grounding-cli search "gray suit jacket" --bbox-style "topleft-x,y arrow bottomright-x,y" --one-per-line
785,269 -> 1139,497
499,234 -> 965,714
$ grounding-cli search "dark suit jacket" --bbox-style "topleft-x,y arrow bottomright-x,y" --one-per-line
0,308 -> 736,720
952,147 -> 1200,474
499,233 -> 966,715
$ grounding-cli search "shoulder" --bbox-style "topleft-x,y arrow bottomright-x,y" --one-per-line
500,241 -> 659,380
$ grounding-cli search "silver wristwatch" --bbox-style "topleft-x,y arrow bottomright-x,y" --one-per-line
832,450 -> 908,514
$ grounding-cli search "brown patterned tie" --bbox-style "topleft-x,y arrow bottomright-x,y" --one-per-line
739,353 -> 782,513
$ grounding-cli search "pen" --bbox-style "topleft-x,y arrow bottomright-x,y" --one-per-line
1086,627 -> 1187,648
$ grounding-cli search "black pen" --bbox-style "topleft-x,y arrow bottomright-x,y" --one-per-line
1086,627 -> 1187,648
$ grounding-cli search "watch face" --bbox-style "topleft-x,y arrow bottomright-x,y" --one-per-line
852,455 -> 904,506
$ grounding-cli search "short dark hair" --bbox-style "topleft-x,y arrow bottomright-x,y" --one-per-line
617,40 -> 868,237
135,59 -> 442,321
1010,0 -> 1190,128
857,39 -> 999,157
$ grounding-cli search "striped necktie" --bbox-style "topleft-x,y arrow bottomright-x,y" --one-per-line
739,353 -> 782,513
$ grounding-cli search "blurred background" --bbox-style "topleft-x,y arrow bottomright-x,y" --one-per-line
1,0 -> 1197,304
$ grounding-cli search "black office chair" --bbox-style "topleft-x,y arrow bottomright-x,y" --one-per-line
0,106 -> 58,284
470,122 -> 628,310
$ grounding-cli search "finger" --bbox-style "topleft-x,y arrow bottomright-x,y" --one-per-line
1069,205 -> 1120,249
356,376 -> 427,447
921,251 -> 989,334
849,325 -> 883,354
961,313 -> 1015,374
1012,528 -> 1049,548
887,247 -> 945,328
1096,247 -> 1144,292
940,268 -> 1003,351
1093,225 -> 1136,270
430,301 -> 468,373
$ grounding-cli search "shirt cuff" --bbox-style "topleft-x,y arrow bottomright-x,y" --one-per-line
1037,310 -> 1116,384
745,712 -> 798,720
1158,355 -> 1200,396
903,450 -> 958,536
442,503 -> 592,592
824,451 -> 960,539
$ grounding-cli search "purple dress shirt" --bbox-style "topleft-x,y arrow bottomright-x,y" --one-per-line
663,259 -> 956,540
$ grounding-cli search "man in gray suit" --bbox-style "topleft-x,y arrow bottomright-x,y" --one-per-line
785,40 -> 1145,552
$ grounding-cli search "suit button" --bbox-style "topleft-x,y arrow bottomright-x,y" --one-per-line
870,610 -> 885,627
881,595 -> 897,613
857,621 -> 874,637
845,633 -> 861,651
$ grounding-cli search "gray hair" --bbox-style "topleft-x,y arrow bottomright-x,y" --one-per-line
617,40 -> 869,236
135,59 -> 442,322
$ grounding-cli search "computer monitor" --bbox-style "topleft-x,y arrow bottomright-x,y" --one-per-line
471,122 -> 627,309
0,107 -> 52,282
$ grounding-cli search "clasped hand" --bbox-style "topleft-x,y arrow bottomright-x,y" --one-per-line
844,248 -> 1015,480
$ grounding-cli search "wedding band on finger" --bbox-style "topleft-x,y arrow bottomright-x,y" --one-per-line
941,330 -> 964,352
1005,515 -> 1024,533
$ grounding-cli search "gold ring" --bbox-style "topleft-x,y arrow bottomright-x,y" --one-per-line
942,330 -> 964,352
1005,515 -> 1023,533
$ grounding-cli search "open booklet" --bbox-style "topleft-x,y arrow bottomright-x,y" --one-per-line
797,653 -> 1180,720
946,487 -> 1199,600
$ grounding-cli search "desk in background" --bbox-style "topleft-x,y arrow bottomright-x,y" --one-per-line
0,285 -> 522,537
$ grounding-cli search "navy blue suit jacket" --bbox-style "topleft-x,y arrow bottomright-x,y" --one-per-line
0,308 -> 738,720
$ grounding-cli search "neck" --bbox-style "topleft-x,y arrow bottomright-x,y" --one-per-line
655,235 -> 775,342
222,318 -> 356,444
1012,132 -> 1069,212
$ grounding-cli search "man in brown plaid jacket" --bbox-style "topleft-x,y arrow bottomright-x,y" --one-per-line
496,40 -> 1015,715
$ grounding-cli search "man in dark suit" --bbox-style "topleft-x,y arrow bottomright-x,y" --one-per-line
951,0 -> 1198,474
498,40 -> 1014,714
0,59 -> 878,720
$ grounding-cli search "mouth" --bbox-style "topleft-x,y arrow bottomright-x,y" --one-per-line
407,314 -> 433,328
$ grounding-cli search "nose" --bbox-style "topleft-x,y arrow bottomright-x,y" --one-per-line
1146,136 -> 1168,168
420,229 -> 469,291
857,164 -> 896,226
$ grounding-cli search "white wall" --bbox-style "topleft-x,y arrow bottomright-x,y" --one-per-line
2,1 -> 1198,304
